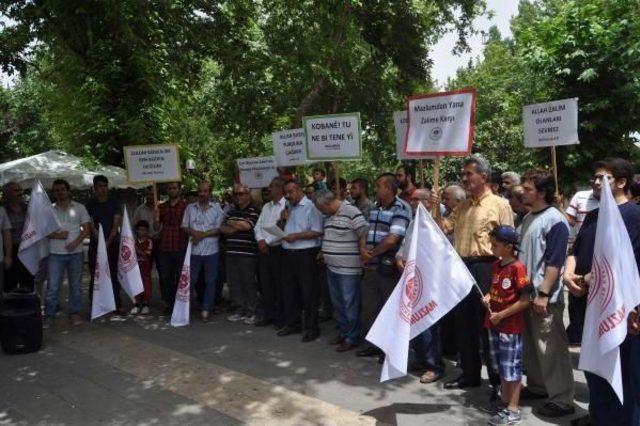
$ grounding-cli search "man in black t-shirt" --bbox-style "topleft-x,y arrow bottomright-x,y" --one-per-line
86,175 -> 123,313
563,159 -> 640,426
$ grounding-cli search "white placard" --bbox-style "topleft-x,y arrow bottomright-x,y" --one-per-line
272,128 -> 308,166
124,144 -> 181,183
405,89 -> 476,156
237,156 -> 279,189
393,111 -> 435,160
523,98 -> 579,148
304,113 -> 361,161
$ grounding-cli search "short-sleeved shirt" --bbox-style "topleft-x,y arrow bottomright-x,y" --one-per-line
181,201 -> 225,256
366,197 -> 412,263
86,198 -> 122,247
0,207 -> 12,259
572,202 -> 640,275
5,203 -> 26,244
132,203 -> 159,238
282,196 -> 324,250
254,197 -> 286,246
484,259 -> 531,333
566,190 -> 598,236
136,238 -> 153,263
322,201 -> 368,275
223,204 -> 260,256
444,190 -> 514,258
50,201 -> 91,255
157,199 -> 187,252
518,206 -> 569,303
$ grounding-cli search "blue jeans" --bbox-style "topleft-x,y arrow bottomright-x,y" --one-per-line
326,269 -> 361,344
411,324 -> 444,374
586,335 -> 640,426
190,253 -> 219,311
45,253 -> 84,317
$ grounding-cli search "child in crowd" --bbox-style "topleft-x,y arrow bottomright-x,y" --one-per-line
483,225 -> 531,425
131,220 -> 153,315
312,168 -> 328,191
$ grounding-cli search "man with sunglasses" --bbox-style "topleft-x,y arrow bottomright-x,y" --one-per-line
220,183 -> 260,324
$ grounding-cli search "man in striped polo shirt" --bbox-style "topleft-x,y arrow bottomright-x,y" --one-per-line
220,183 -> 261,325
357,173 -> 412,359
314,190 -> 368,352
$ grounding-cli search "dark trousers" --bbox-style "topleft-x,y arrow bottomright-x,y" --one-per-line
455,259 -> 500,386
282,248 -> 319,331
258,246 -> 283,325
360,267 -> 399,346
4,244 -> 34,292
157,251 -> 185,308
89,243 -> 121,309
586,335 -> 640,426
566,293 -> 586,344
440,309 -> 458,358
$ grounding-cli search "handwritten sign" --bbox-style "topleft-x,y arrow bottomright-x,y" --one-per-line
237,156 -> 279,189
304,113 -> 361,161
272,128 -> 308,166
523,98 -> 579,148
405,89 -> 476,156
123,144 -> 181,183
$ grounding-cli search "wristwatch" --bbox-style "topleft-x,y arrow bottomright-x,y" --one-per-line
537,290 -> 550,298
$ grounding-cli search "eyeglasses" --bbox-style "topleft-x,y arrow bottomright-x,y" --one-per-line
590,174 -> 614,184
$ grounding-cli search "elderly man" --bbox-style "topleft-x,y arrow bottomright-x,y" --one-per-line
442,184 -> 466,217
277,180 -> 324,342
396,188 -> 445,383
220,183 -> 260,324
314,190 -> 368,352
181,181 -> 225,321
509,185 -> 530,228
437,155 -> 513,403
357,173 -> 412,359
254,177 -> 287,328
501,172 -> 521,197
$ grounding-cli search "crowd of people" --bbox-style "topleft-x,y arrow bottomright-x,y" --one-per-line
0,154 -> 639,426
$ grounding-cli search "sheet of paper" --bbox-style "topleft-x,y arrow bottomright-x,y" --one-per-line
264,225 -> 286,239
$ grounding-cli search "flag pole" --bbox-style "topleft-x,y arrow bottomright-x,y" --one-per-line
432,156 -> 441,219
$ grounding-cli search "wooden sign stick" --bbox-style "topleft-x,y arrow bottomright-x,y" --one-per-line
551,145 -> 559,197
334,162 -> 341,200
419,159 -> 425,187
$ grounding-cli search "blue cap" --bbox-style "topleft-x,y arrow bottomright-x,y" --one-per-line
490,225 -> 520,248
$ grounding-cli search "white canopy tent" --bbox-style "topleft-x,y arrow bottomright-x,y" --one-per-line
0,150 -> 146,190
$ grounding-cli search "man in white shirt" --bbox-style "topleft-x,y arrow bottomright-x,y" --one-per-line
181,181 -> 224,321
46,179 -> 91,326
253,177 -> 286,328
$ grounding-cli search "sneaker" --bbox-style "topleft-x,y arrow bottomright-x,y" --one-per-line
243,315 -> 257,325
130,305 -> 141,315
227,313 -> 245,322
140,305 -> 150,315
488,409 -> 522,425
70,314 -> 84,326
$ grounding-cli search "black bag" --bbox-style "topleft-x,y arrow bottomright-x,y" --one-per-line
0,289 -> 43,355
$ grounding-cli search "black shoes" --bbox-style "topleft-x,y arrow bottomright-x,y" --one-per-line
356,346 -> 382,357
301,329 -> 320,342
276,326 -> 301,336
443,375 -> 482,389
519,387 -> 549,400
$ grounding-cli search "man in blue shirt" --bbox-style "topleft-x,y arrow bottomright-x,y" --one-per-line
277,180 -> 324,342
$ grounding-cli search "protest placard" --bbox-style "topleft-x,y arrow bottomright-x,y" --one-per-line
393,111 -> 436,160
304,113 -> 361,161
237,156 -> 279,188
404,89 -> 476,156
272,128 -> 308,166
523,98 -> 579,148
124,144 -> 181,183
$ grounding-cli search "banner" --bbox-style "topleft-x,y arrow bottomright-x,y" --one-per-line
123,144 -> 181,183
523,98 -> 579,148
237,156 -> 279,189
117,206 -> 144,301
404,89 -> 476,156
272,129 -> 308,167
171,241 -> 192,327
304,113 -> 361,161
578,177 -> 640,403
91,224 -> 116,320
18,180 -> 61,275
366,204 -> 475,381
393,111 -> 434,160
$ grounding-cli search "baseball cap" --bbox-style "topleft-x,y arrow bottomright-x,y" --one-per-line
490,225 -> 520,249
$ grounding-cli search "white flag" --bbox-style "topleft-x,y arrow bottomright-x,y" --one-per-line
366,204 -> 475,381
91,224 -> 116,320
117,206 -> 144,301
18,180 -> 61,275
170,241 -> 192,327
578,178 -> 640,404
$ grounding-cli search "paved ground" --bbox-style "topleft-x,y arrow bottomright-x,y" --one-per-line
0,298 -> 589,426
